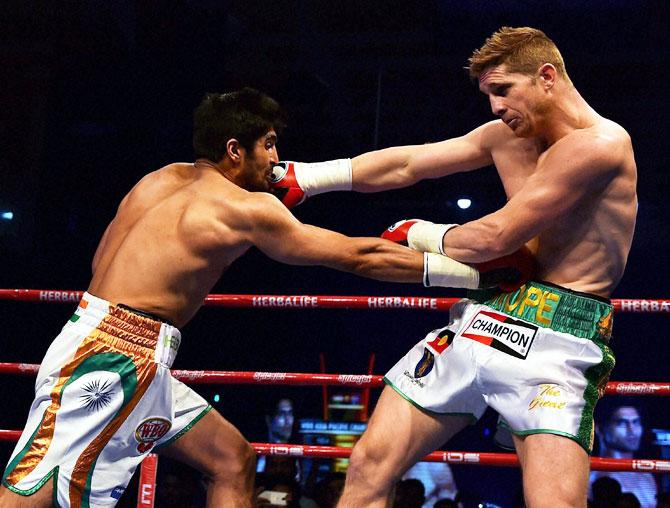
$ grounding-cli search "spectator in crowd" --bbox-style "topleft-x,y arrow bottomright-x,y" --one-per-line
590,403 -> 657,508
258,399 -> 297,474
617,492 -> 642,508
402,462 -> 458,507
393,478 -> 425,508
591,476 -> 623,508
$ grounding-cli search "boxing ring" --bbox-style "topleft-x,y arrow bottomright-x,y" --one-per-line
1,289 -> 669,506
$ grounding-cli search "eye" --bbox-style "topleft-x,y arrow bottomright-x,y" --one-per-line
493,84 -> 511,97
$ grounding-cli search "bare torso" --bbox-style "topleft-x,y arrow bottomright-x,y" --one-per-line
488,118 -> 637,296
88,163 -> 252,327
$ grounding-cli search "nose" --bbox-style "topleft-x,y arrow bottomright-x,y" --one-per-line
490,95 -> 506,116
626,422 -> 639,433
270,146 -> 279,164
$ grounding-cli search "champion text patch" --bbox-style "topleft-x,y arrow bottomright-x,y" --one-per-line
460,310 -> 537,359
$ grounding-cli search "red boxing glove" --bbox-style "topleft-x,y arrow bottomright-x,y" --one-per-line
380,219 -> 422,246
474,246 -> 536,292
269,161 -> 306,208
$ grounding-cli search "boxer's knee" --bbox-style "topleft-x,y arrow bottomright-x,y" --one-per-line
208,438 -> 256,484
346,439 -> 396,492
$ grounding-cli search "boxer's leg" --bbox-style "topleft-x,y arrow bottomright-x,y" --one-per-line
0,482 -> 53,508
337,386 -> 470,508
158,409 -> 256,508
514,433 -> 589,508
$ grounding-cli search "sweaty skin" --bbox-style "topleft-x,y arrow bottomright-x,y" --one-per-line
0,130 -> 425,508
351,64 -> 637,297
335,50 -> 637,508
89,134 -> 424,327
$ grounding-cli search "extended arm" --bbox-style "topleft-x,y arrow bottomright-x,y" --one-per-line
269,122 -> 497,206
351,123 -> 495,191
246,194 -> 423,282
242,193 -> 486,288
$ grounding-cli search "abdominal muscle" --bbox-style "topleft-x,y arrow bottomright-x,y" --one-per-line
495,141 -> 630,299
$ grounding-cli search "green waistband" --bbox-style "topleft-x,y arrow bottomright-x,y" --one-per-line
468,281 -> 613,342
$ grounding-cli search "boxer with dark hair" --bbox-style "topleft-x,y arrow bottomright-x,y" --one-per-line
1,88 -> 530,508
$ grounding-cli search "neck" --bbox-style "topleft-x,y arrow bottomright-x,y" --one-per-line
194,158 -> 238,184
537,86 -> 598,146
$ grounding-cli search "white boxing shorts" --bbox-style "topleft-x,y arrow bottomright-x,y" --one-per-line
385,281 -> 615,453
2,292 -> 211,507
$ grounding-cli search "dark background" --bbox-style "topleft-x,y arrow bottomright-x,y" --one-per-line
1,1 -> 669,506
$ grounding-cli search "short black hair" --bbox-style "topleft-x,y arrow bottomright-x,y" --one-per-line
193,87 -> 286,162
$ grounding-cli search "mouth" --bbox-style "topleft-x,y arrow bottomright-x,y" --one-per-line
505,117 -> 520,129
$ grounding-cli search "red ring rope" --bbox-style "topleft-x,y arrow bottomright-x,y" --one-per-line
0,431 -> 665,473
1,289 -> 669,313
0,363 -> 668,395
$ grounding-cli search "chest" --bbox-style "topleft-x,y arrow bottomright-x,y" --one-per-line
491,139 -> 544,199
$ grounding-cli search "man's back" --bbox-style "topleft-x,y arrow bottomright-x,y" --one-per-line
89,163 -> 249,326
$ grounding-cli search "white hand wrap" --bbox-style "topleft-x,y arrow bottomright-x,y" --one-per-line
293,159 -> 352,196
423,252 -> 480,289
407,223 -> 458,255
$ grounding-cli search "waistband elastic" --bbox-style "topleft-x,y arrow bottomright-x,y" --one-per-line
117,303 -> 176,328
70,292 -> 181,368
469,281 -> 613,342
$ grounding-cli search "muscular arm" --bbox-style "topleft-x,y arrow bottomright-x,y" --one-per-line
350,122 -> 495,191
441,131 -> 623,263
244,193 -> 424,282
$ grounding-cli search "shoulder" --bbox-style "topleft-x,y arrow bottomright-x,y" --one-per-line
232,191 -> 294,231
570,119 -> 629,153
240,191 -> 287,216
551,121 -> 631,173
474,120 -> 513,148
125,163 -> 193,201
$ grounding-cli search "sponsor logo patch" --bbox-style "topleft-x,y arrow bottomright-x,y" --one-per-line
413,348 -> 435,378
134,417 -> 171,453
426,328 -> 455,354
110,486 -> 125,499
402,370 -> 425,387
460,310 -> 537,359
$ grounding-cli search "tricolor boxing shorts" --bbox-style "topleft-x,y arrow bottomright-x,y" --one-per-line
2,292 -> 211,507
385,281 -> 614,453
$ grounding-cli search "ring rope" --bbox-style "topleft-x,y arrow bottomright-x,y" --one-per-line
0,363 -> 668,395
1,289 -> 669,313
0,430 -> 665,473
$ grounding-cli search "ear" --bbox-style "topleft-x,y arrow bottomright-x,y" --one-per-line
226,139 -> 242,162
538,63 -> 557,90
